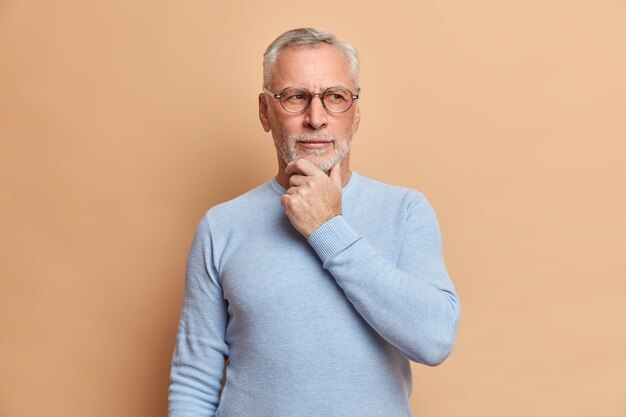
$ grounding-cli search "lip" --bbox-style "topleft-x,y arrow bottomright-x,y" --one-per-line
297,140 -> 333,149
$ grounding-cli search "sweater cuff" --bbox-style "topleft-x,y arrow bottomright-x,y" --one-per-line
308,215 -> 361,263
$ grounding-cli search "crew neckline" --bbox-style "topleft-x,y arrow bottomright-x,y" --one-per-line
269,171 -> 359,196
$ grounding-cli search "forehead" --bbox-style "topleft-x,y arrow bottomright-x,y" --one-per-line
272,44 -> 354,90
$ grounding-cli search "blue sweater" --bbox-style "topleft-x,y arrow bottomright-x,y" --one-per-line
168,172 -> 460,417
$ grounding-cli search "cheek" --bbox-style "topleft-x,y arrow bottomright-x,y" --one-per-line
342,115 -> 357,134
351,111 -> 360,132
275,116 -> 303,135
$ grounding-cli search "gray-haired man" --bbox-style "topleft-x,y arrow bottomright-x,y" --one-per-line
168,27 -> 460,417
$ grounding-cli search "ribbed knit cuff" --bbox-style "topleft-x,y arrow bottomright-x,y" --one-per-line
308,215 -> 361,263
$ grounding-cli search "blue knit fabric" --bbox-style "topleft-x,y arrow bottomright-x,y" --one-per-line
168,172 -> 460,417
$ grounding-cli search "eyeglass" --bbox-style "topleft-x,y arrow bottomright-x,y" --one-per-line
263,86 -> 359,113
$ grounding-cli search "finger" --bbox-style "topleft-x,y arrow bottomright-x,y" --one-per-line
329,162 -> 342,188
285,158 -> 324,177
288,174 -> 307,187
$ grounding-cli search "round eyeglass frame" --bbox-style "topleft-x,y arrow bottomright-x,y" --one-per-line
263,86 -> 359,114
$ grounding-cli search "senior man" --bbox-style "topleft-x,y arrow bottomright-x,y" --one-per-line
168,28 -> 460,417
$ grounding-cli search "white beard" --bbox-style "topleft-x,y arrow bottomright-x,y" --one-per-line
274,131 -> 351,173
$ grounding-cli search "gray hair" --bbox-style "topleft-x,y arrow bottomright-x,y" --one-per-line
263,27 -> 360,90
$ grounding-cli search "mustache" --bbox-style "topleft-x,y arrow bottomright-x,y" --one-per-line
287,132 -> 339,142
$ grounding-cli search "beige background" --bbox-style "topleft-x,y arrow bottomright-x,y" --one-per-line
1,1 -> 625,416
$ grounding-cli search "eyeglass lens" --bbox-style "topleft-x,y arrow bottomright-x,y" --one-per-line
280,88 -> 354,113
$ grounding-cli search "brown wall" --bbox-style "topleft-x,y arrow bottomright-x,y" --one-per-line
1,1 -> 625,416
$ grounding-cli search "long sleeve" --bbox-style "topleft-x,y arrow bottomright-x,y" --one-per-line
168,216 -> 229,417
307,191 -> 460,366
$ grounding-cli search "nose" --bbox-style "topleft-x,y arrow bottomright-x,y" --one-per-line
303,95 -> 328,130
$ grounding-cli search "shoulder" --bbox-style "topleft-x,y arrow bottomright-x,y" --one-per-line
354,174 -> 445,242
209,179 -> 276,215
351,172 -> 426,209
199,179 -> 279,228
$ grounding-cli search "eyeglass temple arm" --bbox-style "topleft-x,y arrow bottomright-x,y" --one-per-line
263,87 -> 281,99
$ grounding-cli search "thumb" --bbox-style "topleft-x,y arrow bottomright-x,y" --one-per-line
329,162 -> 342,188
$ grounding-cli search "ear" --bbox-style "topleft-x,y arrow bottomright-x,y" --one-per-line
352,106 -> 361,133
258,93 -> 272,132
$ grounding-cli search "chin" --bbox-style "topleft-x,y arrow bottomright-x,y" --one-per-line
282,156 -> 331,173
278,144 -> 348,173
307,157 -> 337,173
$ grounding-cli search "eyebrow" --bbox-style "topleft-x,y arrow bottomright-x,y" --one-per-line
279,85 -> 352,92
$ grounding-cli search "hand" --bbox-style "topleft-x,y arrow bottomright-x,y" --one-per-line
280,158 -> 343,238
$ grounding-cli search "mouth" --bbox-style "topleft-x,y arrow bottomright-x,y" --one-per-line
297,140 -> 334,149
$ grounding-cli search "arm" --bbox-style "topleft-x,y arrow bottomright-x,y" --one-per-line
281,159 -> 460,365
168,216 -> 228,417
307,193 -> 460,366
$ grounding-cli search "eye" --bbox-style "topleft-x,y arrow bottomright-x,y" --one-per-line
282,89 -> 309,103
324,89 -> 350,103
